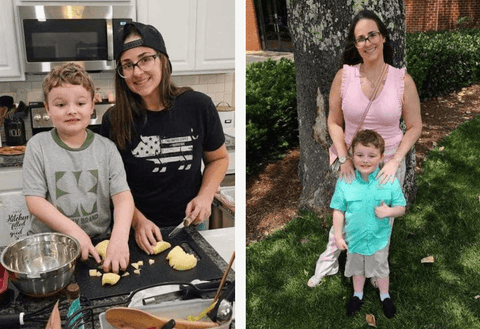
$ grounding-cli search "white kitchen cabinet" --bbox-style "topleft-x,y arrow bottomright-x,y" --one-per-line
136,0 -> 235,75
0,0 -> 24,81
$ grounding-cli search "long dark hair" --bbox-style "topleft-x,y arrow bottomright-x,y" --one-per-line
343,10 -> 393,65
109,31 -> 192,150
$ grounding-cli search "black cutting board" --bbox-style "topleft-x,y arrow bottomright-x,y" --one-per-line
74,227 -> 224,300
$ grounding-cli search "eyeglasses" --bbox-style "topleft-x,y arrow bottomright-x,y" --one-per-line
354,31 -> 381,48
117,54 -> 159,78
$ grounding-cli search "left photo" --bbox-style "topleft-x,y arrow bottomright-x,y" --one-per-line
0,1 -> 236,327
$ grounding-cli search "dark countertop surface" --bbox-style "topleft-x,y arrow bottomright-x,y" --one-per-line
0,226 -> 235,328
0,153 -> 24,168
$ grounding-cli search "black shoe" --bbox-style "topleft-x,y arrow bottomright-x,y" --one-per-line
381,298 -> 396,318
347,296 -> 363,317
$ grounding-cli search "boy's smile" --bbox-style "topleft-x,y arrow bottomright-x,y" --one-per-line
45,83 -> 94,144
352,143 -> 384,181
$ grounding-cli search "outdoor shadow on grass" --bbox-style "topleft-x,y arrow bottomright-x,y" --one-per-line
247,116 -> 480,328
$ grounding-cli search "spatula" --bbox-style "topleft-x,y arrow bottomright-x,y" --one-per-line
105,307 -> 219,329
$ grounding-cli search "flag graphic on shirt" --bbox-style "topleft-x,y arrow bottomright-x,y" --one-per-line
131,130 -> 198,173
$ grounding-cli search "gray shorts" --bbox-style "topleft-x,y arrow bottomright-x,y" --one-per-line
345,245 -> 389,278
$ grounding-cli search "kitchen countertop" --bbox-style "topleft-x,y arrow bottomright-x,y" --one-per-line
199,227 -> 235,270
0,226 -> 235,328
0,153 -> 23,168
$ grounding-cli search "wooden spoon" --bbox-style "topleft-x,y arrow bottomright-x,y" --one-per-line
105,307 -> 219,329
44,300 -> 61,329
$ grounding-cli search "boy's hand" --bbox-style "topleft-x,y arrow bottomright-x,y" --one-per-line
74,231 -> 101,263
334,235 -> 348,250
103,239 -> 129,273
375,201 -> 391,218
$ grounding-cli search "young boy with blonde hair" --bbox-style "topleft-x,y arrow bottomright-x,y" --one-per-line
331,129 -> 406,318
23,63 -> 134,273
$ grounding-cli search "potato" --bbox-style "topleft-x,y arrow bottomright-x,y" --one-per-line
152,241 -> 171,254
166,245 -> 197,271
169,253 -> 197,271
95,240 -> 109,259
89,269 -> 99,277
166,246 -> 184,260
102,273 -> 120,286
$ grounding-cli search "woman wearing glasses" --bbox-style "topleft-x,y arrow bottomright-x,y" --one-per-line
100,22 -> 228,254
308,10 -> 421,292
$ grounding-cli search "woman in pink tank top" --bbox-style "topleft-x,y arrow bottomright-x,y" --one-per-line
328,11 -> 422,184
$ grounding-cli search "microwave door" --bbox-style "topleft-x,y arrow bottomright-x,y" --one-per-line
23,18 -> 115,73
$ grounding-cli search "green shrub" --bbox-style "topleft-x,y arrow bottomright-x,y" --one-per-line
406,28 -> 480,99
246,58 -> 298,175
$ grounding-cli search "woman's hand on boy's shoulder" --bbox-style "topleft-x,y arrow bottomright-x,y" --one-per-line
339,159 -> 355,184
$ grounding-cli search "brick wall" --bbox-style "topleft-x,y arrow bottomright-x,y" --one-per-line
246,0 -> 262,51
405,0 -> 480,32
246,0 -> 480,51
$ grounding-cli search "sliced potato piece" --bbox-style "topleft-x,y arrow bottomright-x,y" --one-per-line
166,245 -> 184,260
149,259 -> 155,265
166,245 -> 197,271
152,241 -> 171,254
89,269 -> 99,277
169,253 -> 197,271
102,273 -> 120,286
95,240 -> 109,259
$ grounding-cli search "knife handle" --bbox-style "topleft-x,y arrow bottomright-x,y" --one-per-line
183,217 -> 193,227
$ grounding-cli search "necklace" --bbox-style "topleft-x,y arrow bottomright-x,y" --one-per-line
361,63 -> 386,90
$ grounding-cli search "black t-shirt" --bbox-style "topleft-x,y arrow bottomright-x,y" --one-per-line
100,91 -> 225,227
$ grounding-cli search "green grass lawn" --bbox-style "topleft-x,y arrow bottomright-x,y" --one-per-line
246,116 -> 480,328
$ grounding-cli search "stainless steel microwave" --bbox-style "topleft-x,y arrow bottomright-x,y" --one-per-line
16,4 -> 135,74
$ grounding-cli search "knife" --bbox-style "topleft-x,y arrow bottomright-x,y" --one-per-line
142,280 -> 226,305
168,217 -> 194,239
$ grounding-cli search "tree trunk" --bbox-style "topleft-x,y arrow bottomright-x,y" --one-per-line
286,0 -> 415,215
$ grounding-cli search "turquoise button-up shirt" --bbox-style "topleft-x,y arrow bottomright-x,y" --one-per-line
330,168 -> 406,256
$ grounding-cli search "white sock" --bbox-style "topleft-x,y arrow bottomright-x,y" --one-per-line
380,293 -> 390,301
354,292 -> 363,300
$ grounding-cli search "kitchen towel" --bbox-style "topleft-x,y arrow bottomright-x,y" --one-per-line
0,191 -> 32,247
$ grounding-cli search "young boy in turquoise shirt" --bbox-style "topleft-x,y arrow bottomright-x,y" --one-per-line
330,129 -> 406,318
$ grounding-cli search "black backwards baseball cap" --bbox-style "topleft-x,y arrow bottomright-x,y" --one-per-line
114,21 -> 172,71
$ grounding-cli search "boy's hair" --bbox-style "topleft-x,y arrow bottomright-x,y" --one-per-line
42,62 -> 95,102
351,129 -> 385,154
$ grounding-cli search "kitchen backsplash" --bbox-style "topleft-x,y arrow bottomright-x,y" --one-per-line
0,72 -> 235,143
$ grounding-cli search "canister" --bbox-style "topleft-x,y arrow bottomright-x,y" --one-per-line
4,118 -> 26,146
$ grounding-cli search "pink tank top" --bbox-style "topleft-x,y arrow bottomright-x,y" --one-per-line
342,64 -> 405,161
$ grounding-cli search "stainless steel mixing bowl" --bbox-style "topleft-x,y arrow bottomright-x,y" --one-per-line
0,233 -> 81,297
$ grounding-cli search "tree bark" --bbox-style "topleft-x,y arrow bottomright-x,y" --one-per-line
286,0 -> 415,215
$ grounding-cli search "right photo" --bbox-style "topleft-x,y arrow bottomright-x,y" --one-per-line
246,0 -> 480,328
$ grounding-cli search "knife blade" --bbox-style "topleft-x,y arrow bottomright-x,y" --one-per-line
168,217 -> 193,239
142,280 -> 225,305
